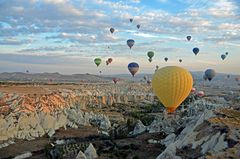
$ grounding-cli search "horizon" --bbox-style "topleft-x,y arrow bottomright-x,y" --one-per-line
0,70 -> 239,76
0,0 -> 239,75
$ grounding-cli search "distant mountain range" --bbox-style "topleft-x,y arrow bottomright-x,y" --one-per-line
0,72 -> 238,83
0,72 -> 111,82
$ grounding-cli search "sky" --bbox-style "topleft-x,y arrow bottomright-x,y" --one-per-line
0,0 -> 239,75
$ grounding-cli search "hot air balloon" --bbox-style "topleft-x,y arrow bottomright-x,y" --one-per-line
127,39 -> 135,49
179,59 -> 182,63
147,51 -> 154,59
130,18 -> 133,23
106,60 -> 109,65
99,71 -> 102,74
137,24 -> 140,29
144,76 -> 148,81
225,52 -> 228,55
191,87 -> 196,93
235,77 -> 240,82
152,66 -> 193,113
147,80 -> 151,85
113,78 -> 118,84
26,70 -> 29,73
156,65 -> 159,69
164,57 -> 168,62
205,69 -> 216,81
221,54 -> 226,60
108,58 -> 113,64
128,62 -> 139,77
94,58 -> 101,67
227,74 -> 230,78
197,91 -> 205,97
147,51 -> 154,62
110,28 -> 115,34
193,48 -> 199,55
203,74 -> 208,81
186,36 -> 191,41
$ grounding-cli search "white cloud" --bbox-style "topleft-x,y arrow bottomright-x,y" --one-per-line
158,0 -> 168,3
43,0 -> 68,4
0,0 -> 240,74
12,6 -> 24,13
218,23 -> 240,30
130,0 -> 141,3
133,32 -> 159,38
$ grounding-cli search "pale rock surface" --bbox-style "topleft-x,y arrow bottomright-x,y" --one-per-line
133,120 -> 146,135
40,113 -> 56,131
161,133 -> 176,146
76,150 -> 87,159
156,143 -> 181,159
13,152 -> 32,159
84,143 -> 98,159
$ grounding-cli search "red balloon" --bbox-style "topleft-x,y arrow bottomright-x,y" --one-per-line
191,87 -> 196,93
197,91 -> 204,97
112,78 -> 118,84
108,58 -> 113,64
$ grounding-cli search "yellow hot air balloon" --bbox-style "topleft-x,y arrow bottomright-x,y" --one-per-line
152,66 -> 193,113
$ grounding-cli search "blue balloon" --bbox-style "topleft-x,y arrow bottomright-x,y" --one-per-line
127,39 -> 135,49
205,69 -> 216,81
193,48 -> 199,55
221,54 -> 226,60
128,62 -> 139,76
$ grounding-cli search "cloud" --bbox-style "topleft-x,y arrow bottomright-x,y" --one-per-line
0,38 -> 33,45
0,0 -> 239,74
133,32 -> 159,38
158,0 -> 168,3
130,0 -> 141,3
207,0 -> 238,18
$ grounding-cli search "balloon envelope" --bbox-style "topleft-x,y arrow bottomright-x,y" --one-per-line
147,80 -> 151,85
191,87 -> 196,93
152,66 -> 193,113
186,36 -> 191,41
127,39 -> 135,49
164,57 -> 168,62
203,74 -> 208,81
235,77 -> 240,82
147,51 -> 154,58
137,24 -> 140,29
197,91 -> 205,97
108,58 -> 113,63
225,52 -> 229,55
128,62 -> 139,76
193,48 -> 199,55
130,18 -> 133,23
112,78 -> 118,84
221,54 -> 226,60
94,58 -> 101,67
110,28 -> 114,34
179,59 -> 182,63
205,69 -> 216,81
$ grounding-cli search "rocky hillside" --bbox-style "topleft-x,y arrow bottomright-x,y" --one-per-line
0,72 -> 111,82
0,83 -> 239,159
